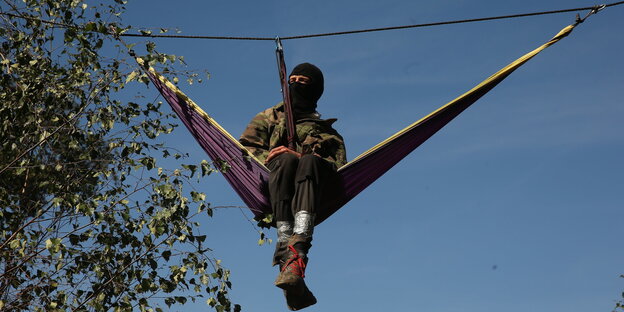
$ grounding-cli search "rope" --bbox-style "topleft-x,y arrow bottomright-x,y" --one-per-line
0,2 -> 622,41
281,3 -> 615,40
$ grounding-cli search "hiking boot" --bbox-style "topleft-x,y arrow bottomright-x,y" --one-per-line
283,281 -> 317,311
275,245 -> 306,294
274,234 -> 310,295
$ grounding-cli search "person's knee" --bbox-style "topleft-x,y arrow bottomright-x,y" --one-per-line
296,154 -> 323,181
269,152 -> 299,169
299,154 -> 321,165
279,153 -> 299,166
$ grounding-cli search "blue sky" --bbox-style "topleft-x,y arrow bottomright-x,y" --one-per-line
121,1 -> 623,311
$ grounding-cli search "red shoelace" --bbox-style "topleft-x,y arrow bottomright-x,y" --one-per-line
281,245 -> 306,278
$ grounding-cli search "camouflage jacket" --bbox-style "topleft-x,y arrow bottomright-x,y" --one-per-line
240,102 -> 347,168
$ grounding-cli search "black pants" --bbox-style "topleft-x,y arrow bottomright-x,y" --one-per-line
267,153 -> 339,222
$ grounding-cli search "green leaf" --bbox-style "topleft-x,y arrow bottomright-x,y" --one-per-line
182,164 -> 197,177
207,298 -> 216,307
146,41 -> 155,52
162,250 -> 172,261
85,22 -> 96,31
9,239 -> 21,250
126,70 -> 138,83
190,191 -> 205,202
140,157 -> 156,170
200,160 -> 212,176
68,234 -> 80,245
45,238 -> 62,254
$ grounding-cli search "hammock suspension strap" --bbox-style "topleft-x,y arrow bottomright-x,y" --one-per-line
275,37 -> 297,150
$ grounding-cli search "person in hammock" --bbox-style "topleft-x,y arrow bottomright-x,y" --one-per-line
240,63 -> 346,309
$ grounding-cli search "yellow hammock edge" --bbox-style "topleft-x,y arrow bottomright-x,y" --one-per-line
135,57 -> 270,170
344,24 -> 576,168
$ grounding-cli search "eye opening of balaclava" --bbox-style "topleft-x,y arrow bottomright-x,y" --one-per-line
289,63 -> 324,116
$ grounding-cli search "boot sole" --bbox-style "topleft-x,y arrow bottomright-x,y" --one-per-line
284,282 -> 317,311
275,277 -> 305,295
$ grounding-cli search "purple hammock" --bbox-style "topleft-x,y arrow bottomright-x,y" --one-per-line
137,24 -> 576,225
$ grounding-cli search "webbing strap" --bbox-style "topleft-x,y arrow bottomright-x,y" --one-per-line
275,38 -> 297,150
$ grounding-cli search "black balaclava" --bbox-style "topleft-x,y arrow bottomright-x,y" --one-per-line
289,63 -> 324,116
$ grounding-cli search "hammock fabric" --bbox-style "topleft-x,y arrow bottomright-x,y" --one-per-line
137,23 -> 576,225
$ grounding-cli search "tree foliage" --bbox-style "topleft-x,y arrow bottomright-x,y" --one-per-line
0,1 -> 238,311
615,275 -> 624,312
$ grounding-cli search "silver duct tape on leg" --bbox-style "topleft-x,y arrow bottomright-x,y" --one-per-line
276,221 -> 294,243
293,211 -> 315,237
